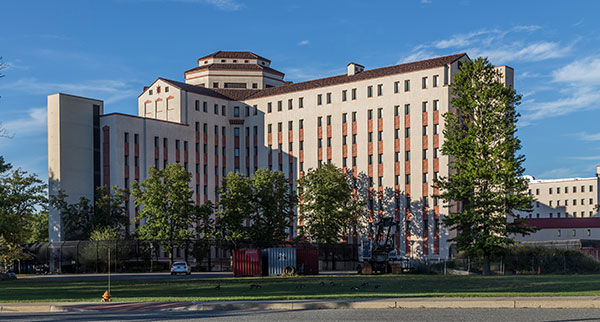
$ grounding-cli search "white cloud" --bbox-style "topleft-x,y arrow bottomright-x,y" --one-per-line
397,50 -> 436,64
420,0 -> 431,3
1,107 -> 47,138
536,167 -> 582,180
552,56 -> 600,85
576,132 -> 600,142
469,41 -> 572,64
123,0 -> 243,10
520,86 -> 600,123
297,40 -> 310,46
0,78 -> 138,104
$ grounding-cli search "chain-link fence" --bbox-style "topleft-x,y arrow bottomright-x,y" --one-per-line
17,240 -> 359,274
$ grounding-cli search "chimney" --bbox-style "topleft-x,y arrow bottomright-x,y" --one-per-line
596,165 -> 600,177
347,62 -> 364,76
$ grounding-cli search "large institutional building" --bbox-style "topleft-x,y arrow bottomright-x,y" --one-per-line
515,168 -> 600,242
48,51 -> 515,259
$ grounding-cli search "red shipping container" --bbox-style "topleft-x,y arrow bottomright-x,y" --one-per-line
296,248 -> 319,275
233,249 -> 262,277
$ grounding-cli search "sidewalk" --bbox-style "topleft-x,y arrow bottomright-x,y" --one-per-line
3,296 -> 600,313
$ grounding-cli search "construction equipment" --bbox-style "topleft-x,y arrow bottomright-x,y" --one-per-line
359,216 -> 411,274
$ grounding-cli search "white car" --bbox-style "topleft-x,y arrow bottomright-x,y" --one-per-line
170,261 -> 191,275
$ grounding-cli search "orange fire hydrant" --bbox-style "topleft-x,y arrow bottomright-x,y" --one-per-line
101,290 -> 112,302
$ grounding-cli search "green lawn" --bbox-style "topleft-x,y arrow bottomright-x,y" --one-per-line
2,274 -> 600,303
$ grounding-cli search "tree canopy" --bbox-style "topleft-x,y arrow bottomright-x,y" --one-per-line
297,163 -> 363,244
217,169 -> 296,246
437,57 -> 535,274
131,164 -> 199,265
50,185 -> 129,241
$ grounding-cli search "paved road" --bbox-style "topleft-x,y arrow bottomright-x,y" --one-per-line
4,308 -> 600,322
19,271 -> 356,282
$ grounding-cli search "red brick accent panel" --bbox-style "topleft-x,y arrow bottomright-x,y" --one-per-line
422,112 -> 428,126
102,126 -> 110,187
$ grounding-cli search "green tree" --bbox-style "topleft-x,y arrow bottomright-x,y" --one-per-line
216,172 -> 253,243
0,168 -> 47,246
437,57 -> 535,275
297,163 -> 363,243
190,201 -> 215,270
217,169 -> 296,246
131,164 -> 197,266
27,211 -> 49,243
249,169 -> 297,244
50,185 -> 128,241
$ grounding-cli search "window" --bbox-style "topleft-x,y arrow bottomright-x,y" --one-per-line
252,83 -> 258,89
378,108 -> 383,119
422,77 -> 428,89
423,149 -> 428,160
549,188 -> 553,194
433,75 -> 439,87
406,174 -> 411,185
277,100 -> 282,111
395,105 -> 400,116
203,101 -> 208,112
318,139 -> 322,148
536,188 -> 539,195
434,124 -> 439,135
549,200 -> 553,207
326,92 -> 332,104
394,81 -> 400,93
368,109 -> 373,120
581,185 -> 585,192
317,94 -> 322,105
405,127 -> 410,138
377,84 -> 383,96
433,148 -> 439,158
404,80 -> 410,92
368,132 -> 373,142
234,106 -> 240,117
278,122 -> 282,132
317,117 -> 322,127
268,124 -> 272,133
368,155 -> 372,164
352,112 -> 357,122
572,230 -> 577,237
590,185 -> 594,192
149,89 -> 153,95
234,127 -> 240,137
352,134 -> 357,144
405,104 -> 410,115
134,133 -> 139,144
299,119 -> 304,129
213,82 -> 218,88
253,104 -> 258,115
299,97 -> 304,108
342,90 -> 347,101
327,137 -> 331,147
423,125 -> 428,136
195,100 -> 200,111
288,99 -> 293,110
422,101 -> 428,112
214,104 -> 218,114
378,131 -> 383,141
582,198 -> 586,205
565,186 -> 569,193
327,115 -> 331,126
557,187 -> 561,194
367,86 -> 373,98
352,156 -> 357,166
573,199 -> 577,205
433,100 -> 439,111
268,102 -> 272,113
288,121 -> 293,131
405,151 -> 410,161
342,113 -> 347,123
245,106 -> 250,116
395,152 -> 400,162
557,230 -> 561,237
352,88 -> 357,100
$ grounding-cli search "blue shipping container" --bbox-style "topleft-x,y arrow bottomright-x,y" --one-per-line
263,248 -> 296,276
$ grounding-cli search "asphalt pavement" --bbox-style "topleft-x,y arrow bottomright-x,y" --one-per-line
4,308 -> 600,322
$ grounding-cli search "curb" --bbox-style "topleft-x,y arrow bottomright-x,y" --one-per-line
4,297 -> 600,313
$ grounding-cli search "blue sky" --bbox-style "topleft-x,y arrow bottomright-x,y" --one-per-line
1,0 -> 599,181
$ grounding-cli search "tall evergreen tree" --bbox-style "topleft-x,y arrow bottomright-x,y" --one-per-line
437,57 -> 535,275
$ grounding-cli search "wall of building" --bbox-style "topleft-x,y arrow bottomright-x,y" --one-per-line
48,93 -> 103,242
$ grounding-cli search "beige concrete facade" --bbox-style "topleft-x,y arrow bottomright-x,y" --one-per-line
48,51 -> 514,260
513,167 -> 600,243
